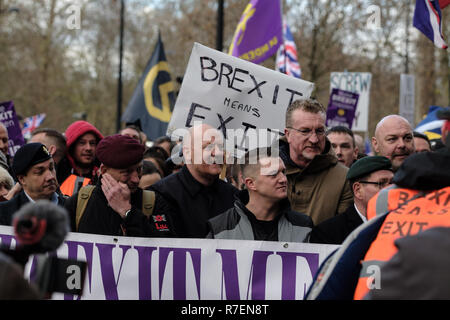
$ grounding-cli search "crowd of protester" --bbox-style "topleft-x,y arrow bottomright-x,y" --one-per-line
0,98 -> 449,300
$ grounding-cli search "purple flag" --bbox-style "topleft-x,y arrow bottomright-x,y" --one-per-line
326,89 -> 360,129
228,0 -> 283,64
0,101 -> 25,157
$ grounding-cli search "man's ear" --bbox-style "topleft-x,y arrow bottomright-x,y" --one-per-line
284,128 -> 291,143
371,137 -> 379,154
353,146 -> 359,159
182,144 -> 191,165
353,182 -> 362,200
100,164 -> 107,175
48,145 -> 57,156
16,174 -> 25,186
244,176 -> 256,191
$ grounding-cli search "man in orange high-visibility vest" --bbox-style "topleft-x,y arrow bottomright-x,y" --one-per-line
363,107 -> 450,300
305,107 -> 450,300
59,174 -> 90,197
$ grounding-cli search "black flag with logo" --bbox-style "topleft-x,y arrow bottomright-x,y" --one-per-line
122,33 -> 175,140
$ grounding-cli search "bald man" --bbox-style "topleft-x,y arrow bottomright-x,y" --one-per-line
371,115 -> 415,171
150,124 -> 238,238
0,123 -> 9,156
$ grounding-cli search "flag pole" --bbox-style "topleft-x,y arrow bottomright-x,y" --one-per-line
116,0 -> 125,133
216,0 -> 224,52
405,0 -> 410,74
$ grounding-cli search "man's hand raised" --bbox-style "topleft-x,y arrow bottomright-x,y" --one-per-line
101,173 -> 132,219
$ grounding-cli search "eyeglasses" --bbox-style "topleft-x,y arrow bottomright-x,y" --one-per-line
359,180 -> 393,189
287,127 -> 326,137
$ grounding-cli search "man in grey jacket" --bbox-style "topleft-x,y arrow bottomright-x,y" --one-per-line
207,147 -> 313,242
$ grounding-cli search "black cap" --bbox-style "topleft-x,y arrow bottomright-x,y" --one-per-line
12,143 -> 52,176
347,156 -> 392,181
437,107 -> 450,120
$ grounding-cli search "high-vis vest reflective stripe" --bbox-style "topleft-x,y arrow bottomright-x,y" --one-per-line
60,174 -> 91,197
354,186 -> 450,300
366,186 -> 420,220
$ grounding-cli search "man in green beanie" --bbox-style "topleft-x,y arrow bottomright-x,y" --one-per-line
310,156 -> 393,244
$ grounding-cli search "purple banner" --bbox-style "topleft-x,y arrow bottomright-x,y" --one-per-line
0,101 -> 25,156
228,0 -> 283,64
325,89 -> 359,129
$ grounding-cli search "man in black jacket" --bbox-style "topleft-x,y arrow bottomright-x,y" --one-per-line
150,124 -> 238,238
310,156 -> 393,244
207,148 -> 313,242
0,143 -> 66,225
64,134 -> 173,237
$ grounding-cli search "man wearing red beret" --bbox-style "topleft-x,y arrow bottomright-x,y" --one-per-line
64,134 -> 173,237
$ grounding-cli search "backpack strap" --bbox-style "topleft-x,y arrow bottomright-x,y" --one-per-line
142,190 -> 155,218
76,185 -> 95,231
75,187 -> 155,231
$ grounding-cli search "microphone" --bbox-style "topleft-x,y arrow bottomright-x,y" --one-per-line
4,201 -> 86,297
12,200 -> 70,254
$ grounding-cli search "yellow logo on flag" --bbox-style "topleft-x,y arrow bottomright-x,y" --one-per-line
142,61 -> 174,123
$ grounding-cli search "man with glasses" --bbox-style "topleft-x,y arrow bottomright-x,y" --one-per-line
310,156 -> 393,244
304,108 -> 450,300
280,99 -> 353,225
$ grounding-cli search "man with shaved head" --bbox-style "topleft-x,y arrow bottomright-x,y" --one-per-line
0,123 -> 12,175
30,128 -> 67,166
371,115 -> 415,171
0,123 -> 9,157
207,147 -> 313,242
150,123 -> 238,238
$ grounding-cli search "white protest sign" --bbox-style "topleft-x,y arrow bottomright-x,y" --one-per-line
330,72 -> 372,132
399,74 -> 415,127
167,42 -> 315,157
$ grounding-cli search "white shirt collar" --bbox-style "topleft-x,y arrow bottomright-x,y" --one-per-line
24,191 -> 59,204
354,203 -> 367,223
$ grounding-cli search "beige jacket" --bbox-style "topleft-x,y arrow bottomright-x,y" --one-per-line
280,138 -> 353,225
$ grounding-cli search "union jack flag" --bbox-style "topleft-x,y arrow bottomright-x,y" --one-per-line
22,113 -> 46,138
276,21 -> 301,78
413,0 -> 448,49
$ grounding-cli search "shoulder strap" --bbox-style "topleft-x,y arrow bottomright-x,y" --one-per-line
142,190 -> 155,218
76,185 -> 96,231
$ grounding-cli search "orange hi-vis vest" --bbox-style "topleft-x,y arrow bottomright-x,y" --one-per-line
354,186 -> 450,300
60,174 -> 91,197
366,186 -> 421,220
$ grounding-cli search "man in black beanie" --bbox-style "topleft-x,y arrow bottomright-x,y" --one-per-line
64,134 -> 173,237
0,143 -> 66,225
